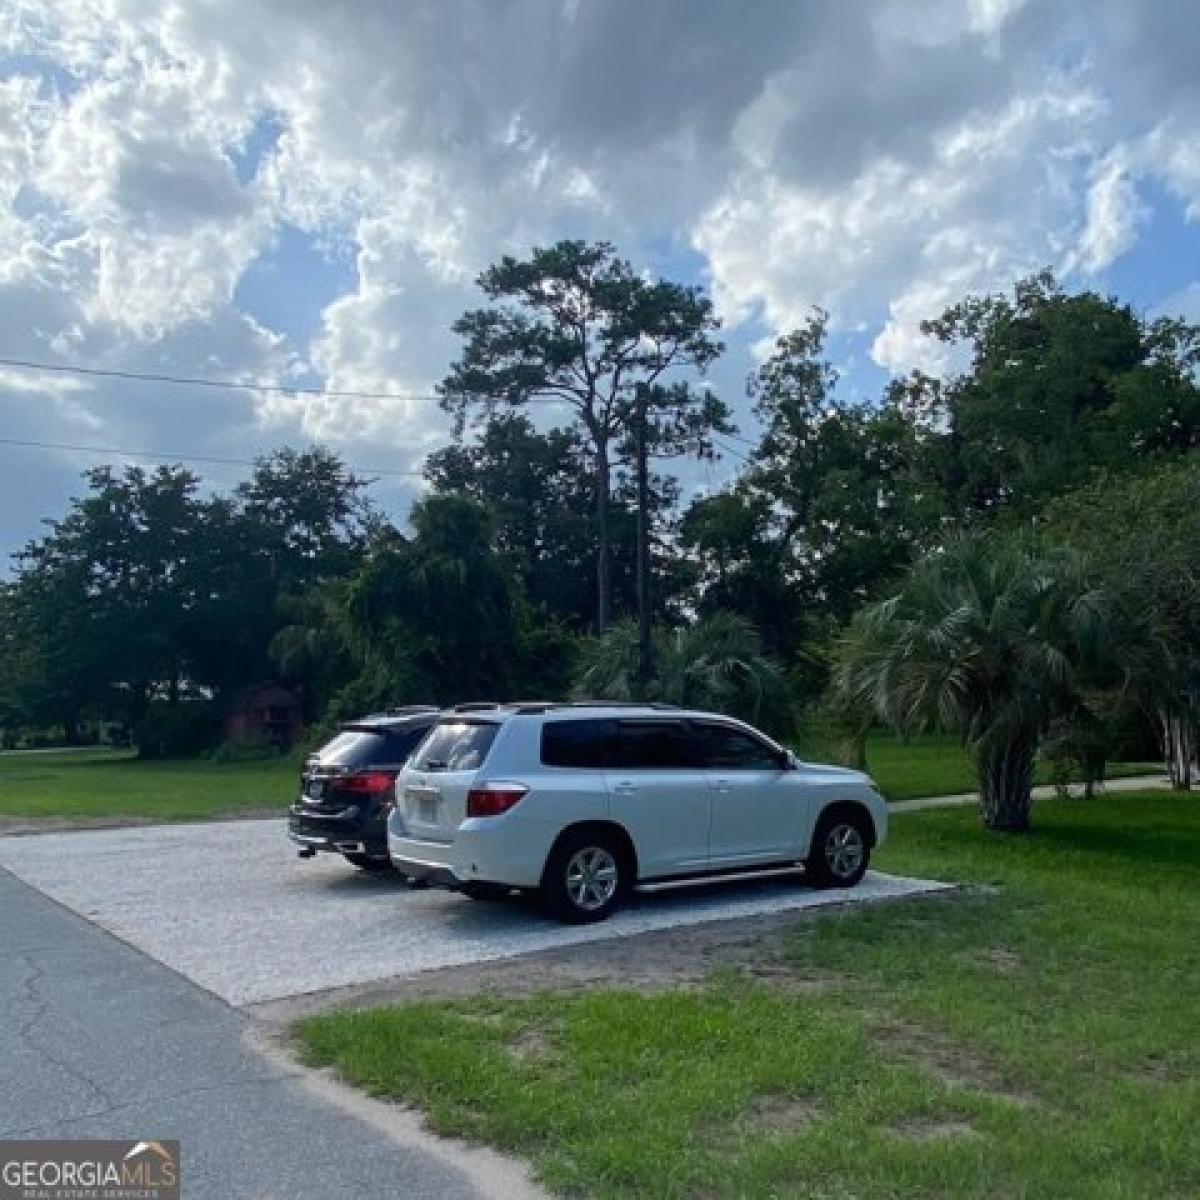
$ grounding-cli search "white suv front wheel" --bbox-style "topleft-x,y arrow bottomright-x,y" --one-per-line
540,829 -> 628,923
805,808 -> 871,889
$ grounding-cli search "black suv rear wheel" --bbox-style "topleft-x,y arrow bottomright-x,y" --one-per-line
343,852 -> 393,872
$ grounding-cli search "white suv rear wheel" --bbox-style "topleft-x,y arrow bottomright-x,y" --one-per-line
540,829 -> 627,923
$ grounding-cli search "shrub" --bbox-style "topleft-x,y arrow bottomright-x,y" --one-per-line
134,701 -> 222,759
572,613 -> 794,736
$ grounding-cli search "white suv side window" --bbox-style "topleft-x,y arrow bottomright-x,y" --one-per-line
696,724 -> 781,771
540,719 -> 616,768
610,720 -> 696,769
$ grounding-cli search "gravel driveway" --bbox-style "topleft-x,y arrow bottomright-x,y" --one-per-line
0,819 -> 949,1006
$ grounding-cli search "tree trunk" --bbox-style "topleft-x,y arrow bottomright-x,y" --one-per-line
595,437 -> 610,632
840,731 -> 867,771
1159,708 -> 1193,791
976,733 -> 1037,831
633,386 -> 653,687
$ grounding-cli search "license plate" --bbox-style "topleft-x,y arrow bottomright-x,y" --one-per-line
406,787 -> 438,824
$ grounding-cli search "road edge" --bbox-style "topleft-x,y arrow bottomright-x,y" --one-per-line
245,1024 -> 552,1200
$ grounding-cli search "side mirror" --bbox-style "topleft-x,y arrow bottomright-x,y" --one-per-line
778,749 -> 799,771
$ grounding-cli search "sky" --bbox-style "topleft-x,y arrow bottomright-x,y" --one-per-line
2,0 -> 1199,566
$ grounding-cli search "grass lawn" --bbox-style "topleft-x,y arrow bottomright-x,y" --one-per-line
296,790 -> 1200,1199
0,747 -> 298,821
856,731 -> 1155,801
0,735 -> 1160,823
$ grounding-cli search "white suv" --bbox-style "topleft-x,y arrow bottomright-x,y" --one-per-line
388,704 -> 887,923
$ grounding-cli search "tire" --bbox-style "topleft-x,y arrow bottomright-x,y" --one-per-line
804,808 -> 871,889
343,852 -> 394,872
539,828 -> 629,924
461,881 -> 512,902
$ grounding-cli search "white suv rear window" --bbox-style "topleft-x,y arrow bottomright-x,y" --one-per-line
411,721 -> 499,772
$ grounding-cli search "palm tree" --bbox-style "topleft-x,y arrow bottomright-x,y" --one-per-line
572,611 -> 793,734
835,535 -> 1145,831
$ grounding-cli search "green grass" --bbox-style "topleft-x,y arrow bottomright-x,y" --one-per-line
0,747 -> 298,820
296,791 -> 1200,1199
0,735 -> 1160,823
856,731 -> 1155,801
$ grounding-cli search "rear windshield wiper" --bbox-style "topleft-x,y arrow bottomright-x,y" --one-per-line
421,759 -> 449,771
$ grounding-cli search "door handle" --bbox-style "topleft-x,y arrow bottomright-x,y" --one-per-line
713,777 -> 732,793
613,780 -> 637,794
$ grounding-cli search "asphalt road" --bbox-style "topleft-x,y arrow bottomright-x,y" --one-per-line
0,867 -> 540,1199
0,819 -> 948,1005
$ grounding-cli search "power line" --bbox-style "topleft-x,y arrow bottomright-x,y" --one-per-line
0,436 -> 424,479
720,428 -> 760,448
712,435 -> 753,465
0,355 -> 712,408
0,356 -> 452,403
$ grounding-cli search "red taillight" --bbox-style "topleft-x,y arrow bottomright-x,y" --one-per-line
338,771 -> 396,795
466,784 -> 528,818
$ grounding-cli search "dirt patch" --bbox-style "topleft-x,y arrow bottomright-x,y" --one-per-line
879,1018 -> 1038,1107
746,1094 -> 822,1134
251,900 -> 894,1025
979,947 -> 1022,973
705,1094 -> 822,1152
739,964 -> 847,994
1129,1055 -> 1188,1085
506,1027 -> 556,1062
890,1117 -> 979,1141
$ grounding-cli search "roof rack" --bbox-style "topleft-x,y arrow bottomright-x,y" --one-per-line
441,700 -> 685,718
343,706 -> 438,725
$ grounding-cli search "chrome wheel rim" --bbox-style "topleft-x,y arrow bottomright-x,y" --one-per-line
824,824 -> 865,881
565,846 -> 619,910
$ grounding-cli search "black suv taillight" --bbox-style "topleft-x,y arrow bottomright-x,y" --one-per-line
337,771 -> 396,795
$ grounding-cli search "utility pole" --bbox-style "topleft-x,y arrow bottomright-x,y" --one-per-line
634,382 -> 653,689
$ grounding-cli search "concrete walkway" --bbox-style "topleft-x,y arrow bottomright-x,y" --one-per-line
891,772 -> 1170,813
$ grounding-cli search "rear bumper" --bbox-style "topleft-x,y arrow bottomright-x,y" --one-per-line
289,830 -> 366,854
387,826 -> 545,889
386,853 -> 462,888
288,807 -> 388,857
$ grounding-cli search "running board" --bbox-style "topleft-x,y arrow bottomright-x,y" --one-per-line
636,863 -> 805,894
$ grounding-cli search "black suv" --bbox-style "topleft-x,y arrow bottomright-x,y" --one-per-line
288,708 -> 438,870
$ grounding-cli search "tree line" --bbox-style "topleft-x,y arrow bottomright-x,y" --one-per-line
2,243 -> 1198,829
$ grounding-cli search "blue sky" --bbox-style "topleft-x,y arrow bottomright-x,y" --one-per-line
2,0 -> 1199,566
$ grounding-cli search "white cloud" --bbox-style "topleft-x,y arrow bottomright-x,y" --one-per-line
698,82 -> 1101,375
3,0 -> 1200,558
1072,149 -> 1145,274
